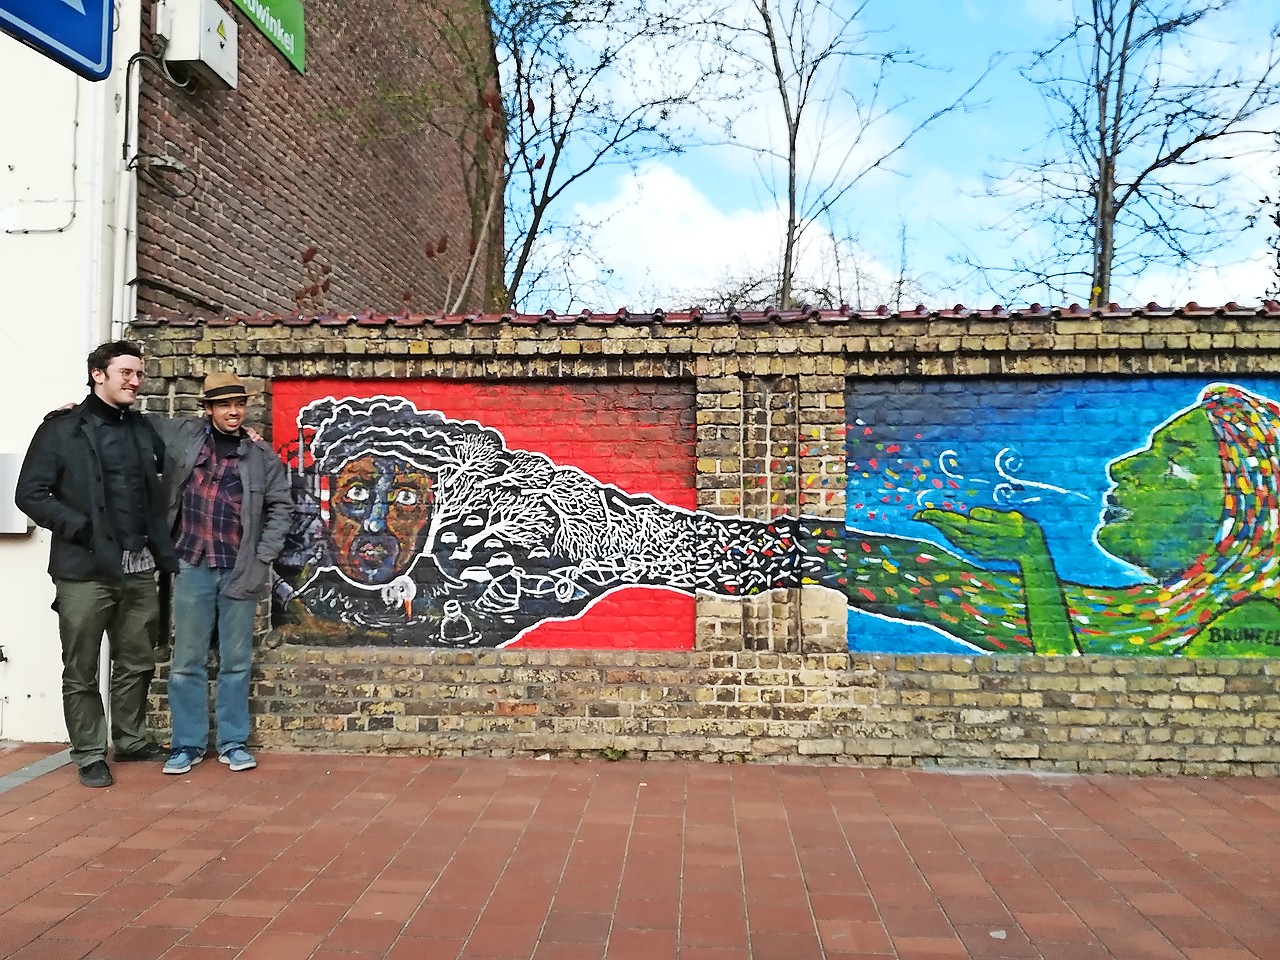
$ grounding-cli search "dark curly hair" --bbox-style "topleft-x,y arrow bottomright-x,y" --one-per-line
85,340 -> 143,388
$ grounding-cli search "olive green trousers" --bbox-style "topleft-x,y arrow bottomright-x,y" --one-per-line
54,575 -> 159,767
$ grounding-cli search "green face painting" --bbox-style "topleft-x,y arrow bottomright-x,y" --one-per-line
1097,407 -> 1225,579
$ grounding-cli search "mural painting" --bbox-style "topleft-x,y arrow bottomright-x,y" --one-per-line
835,378 -> 1280,656
271,380 -> 706,650
271,377 -> 1280,658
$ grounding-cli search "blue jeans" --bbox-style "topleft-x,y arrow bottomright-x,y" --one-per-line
169,561 -> 257,754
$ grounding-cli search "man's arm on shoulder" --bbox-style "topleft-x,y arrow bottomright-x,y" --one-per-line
141,411 -> 201,447
145,413 -> 265,444
15,416 -> 90,540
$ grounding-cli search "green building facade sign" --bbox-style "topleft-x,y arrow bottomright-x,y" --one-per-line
230,0 -> 305,73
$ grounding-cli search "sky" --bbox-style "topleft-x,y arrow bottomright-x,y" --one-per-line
523,0 -> 1280,313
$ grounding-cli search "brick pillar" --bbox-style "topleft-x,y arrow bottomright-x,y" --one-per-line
695,373 -> 746,652
797,373 -> 849,653
739,373 -> 801,653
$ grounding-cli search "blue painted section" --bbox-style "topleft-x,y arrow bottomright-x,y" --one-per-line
844,377 -> 1280,654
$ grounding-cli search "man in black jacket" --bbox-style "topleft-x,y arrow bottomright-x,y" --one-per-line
15,341 -> 179,787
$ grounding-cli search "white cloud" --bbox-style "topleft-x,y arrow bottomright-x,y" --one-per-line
1126,248 -> 1274,308
563,162 -> 916,310
566,164 -> 785,309
1018,0 -> 1073,27
553,154 -> 1278,312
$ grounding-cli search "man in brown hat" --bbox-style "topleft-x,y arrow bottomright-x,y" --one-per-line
155,372 -> 292,775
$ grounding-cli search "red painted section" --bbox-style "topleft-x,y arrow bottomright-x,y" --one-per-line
509,589 -> 695,650
273,378 -> 697,649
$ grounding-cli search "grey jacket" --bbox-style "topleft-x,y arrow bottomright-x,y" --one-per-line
153,417 -> 293,600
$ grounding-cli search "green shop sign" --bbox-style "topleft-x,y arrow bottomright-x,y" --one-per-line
230,0 -> 305,73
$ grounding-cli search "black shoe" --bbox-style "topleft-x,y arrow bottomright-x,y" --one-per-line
115,742 -> 168,762
78,761 -> 113,788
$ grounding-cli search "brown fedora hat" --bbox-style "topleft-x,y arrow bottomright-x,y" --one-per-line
200,371 -> 256,402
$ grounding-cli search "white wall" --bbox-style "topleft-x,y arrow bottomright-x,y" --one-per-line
0,5 -> 142,741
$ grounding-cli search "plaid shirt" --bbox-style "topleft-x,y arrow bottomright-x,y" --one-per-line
174,431 -> 243,569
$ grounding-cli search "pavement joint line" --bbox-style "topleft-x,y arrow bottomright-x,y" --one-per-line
0,749 -> 73,794
917,766 -> 1089,779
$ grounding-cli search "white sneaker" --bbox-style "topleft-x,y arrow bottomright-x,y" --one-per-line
218,747 -> 257,772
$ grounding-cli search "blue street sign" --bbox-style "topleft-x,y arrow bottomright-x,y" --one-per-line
0,0 -> 113,81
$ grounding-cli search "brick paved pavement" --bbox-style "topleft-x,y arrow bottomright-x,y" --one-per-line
0,743 -> 1277,959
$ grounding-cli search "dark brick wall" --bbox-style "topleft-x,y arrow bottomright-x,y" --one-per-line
134,0 -> 502,318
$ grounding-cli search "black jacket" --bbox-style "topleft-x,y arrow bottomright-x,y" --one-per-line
15,399 -> 180,581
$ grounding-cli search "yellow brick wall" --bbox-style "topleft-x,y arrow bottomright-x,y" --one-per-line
132,306 -> 1280,775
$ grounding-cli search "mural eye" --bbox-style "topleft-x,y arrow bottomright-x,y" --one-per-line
439,531 -> 458,544
484,538 -> 503,549
464,515 -> 484,527
393,488 -> 419,506
344,484 -> 370,503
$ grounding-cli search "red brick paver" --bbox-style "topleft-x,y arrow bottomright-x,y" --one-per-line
0,754 -> 1277,959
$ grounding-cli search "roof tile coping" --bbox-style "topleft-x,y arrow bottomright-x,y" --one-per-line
130,301 -> 1280,328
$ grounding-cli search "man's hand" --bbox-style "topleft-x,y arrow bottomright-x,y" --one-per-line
246,427 -> 264,443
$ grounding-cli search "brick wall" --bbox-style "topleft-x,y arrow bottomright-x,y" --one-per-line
134,0 -> 502,318
130,303 -> 1280,775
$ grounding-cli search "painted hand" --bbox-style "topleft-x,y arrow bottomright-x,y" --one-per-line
918,506 -> 1075,655
914,506 -> 1047,563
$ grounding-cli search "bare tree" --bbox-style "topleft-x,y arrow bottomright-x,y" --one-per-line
330,0 -> 730,311
1268,208 -> 1280,301
707,0 -> 991,308
676,253 -> 930,312
1263,141 -> 1280,300
494,0 -> 733,309
982,0 -> 1280,307
666,219 -> 929,312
